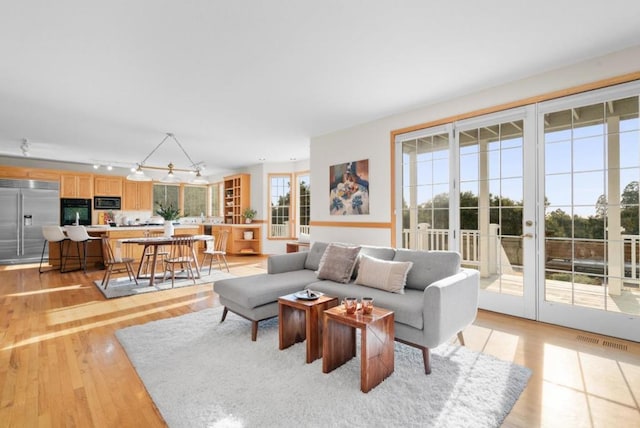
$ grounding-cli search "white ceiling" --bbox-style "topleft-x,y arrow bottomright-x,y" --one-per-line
1,1 -> 639,176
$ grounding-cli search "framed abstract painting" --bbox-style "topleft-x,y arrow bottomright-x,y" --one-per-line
329,159 -> 369,215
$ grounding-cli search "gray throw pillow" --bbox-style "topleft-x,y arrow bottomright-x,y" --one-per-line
316,243 -> 361,283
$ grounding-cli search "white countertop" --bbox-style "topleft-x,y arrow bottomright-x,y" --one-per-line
85,224 -> 201,232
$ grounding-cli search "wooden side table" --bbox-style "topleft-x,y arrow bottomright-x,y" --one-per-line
285,241 -> 310,253
278,293 -> 339,363
322,305 -> 395,393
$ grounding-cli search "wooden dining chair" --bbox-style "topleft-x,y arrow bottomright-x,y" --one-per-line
100,237 -> 139,289
163,234 -> 197,287
201,229 -> 230,272
139,231 -> 169,276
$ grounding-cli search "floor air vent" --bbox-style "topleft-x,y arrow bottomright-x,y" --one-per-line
602,340 -> 628,351
576,335 -> 600,345
576,335 -> 628,352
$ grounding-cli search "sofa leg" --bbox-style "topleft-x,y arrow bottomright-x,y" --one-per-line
422,347 -> 431,374
457,331 -> 465,346
221,307 -> 228,323
251,321 -> 258,341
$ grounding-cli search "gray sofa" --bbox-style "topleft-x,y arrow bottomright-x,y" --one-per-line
214,241 -> 479,374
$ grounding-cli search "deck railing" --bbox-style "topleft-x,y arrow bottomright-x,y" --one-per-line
402,228 -> 480,265
622,234 -> 640,284
270,224 -> 310,238
403,229 -> 640,284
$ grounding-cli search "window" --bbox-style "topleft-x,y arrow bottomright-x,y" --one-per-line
153,184 -> 179,214
210,182 -> 222,217
297,173 -> 311,236
269,174 -> 292,238
183,185 -> 207,217
268,172 -> 310,239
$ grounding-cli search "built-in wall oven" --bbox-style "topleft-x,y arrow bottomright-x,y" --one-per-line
60,198 -> 92,226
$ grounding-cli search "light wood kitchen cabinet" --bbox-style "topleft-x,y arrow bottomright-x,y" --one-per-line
94,175 -> 123,196
223,173 -> 250,224
0,165 -> 60,181
60,173 -> 93,198
123,181 -> 153,210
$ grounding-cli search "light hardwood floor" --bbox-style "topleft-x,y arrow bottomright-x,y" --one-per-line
1,256 -> 639,427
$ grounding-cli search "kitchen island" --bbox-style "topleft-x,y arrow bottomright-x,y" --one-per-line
46,225 -> 203,270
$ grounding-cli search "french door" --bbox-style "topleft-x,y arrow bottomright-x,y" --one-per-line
455,107 -> 537,319
396,82 -> 640,341
396,107 -> 537,319
538,83 -> 640,341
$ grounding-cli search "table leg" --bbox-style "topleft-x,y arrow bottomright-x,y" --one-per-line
279,304 -> 305,351
147,246 -> 160,287
360,314 -> 395,393
191,246 -> 201,278
136,243 -> 150,279
322,316 -> 356,374
307,300 -> 338,363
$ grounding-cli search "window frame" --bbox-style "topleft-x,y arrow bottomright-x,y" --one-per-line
268,173 -> 293,239
295,171 -> 311,237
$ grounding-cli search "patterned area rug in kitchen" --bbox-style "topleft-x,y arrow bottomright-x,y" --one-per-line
92,267 -> 234,298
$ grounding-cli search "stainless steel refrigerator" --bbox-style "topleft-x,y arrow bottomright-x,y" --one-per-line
0,179 -> 60,264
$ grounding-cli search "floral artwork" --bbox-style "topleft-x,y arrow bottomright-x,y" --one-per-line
329,159 -> 369,215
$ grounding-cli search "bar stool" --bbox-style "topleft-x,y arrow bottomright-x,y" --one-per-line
62,226 -> 101,273
39,225 -> 69,274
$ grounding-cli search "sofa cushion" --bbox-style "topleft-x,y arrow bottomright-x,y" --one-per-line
354,254 -> 413,294
352,245 -> 396,278
304,241 -> 329,271
317,243 -> 361,283
393,249 -> 461,291
307,281 -> 425,330
214,270 -> 320,309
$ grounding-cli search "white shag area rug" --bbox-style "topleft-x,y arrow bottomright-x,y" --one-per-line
93,267 -> 234,298
116,307 -> 531,428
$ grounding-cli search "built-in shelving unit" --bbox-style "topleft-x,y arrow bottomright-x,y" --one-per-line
209,224 -> 262,255
223,173 -> 250,224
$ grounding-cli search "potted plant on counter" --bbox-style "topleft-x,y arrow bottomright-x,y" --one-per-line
156,203 -> 181,236
243,207 -> 257,224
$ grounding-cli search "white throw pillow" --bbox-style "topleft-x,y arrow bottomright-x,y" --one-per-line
355,254 -> 413,294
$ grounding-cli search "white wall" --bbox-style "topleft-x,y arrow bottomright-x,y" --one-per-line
310,45 -> 640,246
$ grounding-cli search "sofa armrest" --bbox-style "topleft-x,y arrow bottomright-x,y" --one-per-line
268,252 -> 309,274
422,268 -> 479,348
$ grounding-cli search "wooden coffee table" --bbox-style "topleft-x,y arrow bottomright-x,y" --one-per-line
322,305 -> 395,393
278,293 -> 338,363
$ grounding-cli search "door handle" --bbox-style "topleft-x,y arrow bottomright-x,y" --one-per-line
520,233 -> 533,238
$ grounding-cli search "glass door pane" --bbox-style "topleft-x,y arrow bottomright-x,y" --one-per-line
543,95 -> 640,316
401,131 -> 450,250
459,120 -> 526,298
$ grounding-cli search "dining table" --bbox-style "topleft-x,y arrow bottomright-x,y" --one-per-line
118,234 -> 214,287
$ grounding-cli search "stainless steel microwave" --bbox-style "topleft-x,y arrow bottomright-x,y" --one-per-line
94,196 -> 121,210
